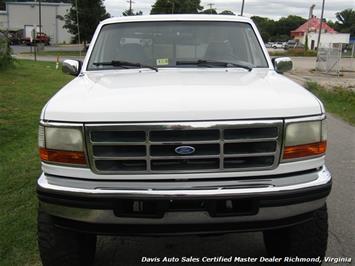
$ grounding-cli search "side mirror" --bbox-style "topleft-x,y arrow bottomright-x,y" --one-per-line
272,57 -> 293,74
62,59 -> 82,76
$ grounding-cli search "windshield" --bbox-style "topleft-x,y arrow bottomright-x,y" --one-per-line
87,21 -> 268,70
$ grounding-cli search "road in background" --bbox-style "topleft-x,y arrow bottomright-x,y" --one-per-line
94,114 -> 355,266
10,44 -> 82,54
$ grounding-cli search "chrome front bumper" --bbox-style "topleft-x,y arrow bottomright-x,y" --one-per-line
37,167 -> 331,231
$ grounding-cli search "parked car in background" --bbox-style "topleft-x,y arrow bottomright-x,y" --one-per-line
285,40 -> 305,50
272,42 -> 285,49
37,15 -> 331,266
23,32 -> 50,46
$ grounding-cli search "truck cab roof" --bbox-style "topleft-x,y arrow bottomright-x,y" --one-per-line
101,14 -> 253,25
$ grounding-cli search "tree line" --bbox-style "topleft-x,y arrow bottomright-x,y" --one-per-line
252,9 -> 355,42
62,0 -> 354,44
251,15 -> 306,42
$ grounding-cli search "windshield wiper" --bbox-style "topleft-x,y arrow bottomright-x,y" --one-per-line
176,59 -> 253,71
93,60 -> 158,72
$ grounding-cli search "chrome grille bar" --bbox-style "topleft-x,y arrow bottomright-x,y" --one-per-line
85,120 -> 283,174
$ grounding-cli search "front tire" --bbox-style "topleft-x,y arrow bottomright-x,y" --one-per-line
38,209 -> 97,266
263,205 -> 328,260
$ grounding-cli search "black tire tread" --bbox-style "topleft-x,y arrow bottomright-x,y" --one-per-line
264,205 -> 328,260
38,209 -> 96,266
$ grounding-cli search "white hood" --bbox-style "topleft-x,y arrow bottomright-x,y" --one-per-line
43,69 -> 322,122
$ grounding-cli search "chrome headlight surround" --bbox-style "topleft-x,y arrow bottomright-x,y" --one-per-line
38,122 -> 87,166
282,115 -> 327,162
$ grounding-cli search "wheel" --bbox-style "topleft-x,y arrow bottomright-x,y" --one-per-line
38,209 -> 97,266
263,205 -> 328,260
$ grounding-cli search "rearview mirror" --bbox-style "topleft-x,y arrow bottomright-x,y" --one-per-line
62,59 -> 82,76
272,57 -> 293,74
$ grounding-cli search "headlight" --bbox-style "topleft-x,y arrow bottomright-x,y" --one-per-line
38,125 -> 87,165
282,119 -> 327,160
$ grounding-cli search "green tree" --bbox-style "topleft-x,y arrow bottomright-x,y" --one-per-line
123,9 -> 143,16
151,0 -> 203,14
251,16 -> 276,42
64,0 -> 110,44
252,15 -> 306,42
275,15 -> 306,37
201,8 -> 217,14
327,19 -> 336,29
334,9 -> 355,36
0,32 -> 13,70
220,10 -> 235,15
0,0 -> 5,10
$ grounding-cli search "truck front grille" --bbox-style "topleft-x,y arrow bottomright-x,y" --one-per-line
85,120 -> 283,174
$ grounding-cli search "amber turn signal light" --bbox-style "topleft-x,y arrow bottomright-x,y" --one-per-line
39,148 -> 87,165
283,141 -> 327,160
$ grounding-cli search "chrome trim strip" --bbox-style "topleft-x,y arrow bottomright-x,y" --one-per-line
40,121 -> 84,128
41,156 -> 325,180
85,120 -> 282,128
92,152 -> 277,160
38,166 -> 331,197
284,114 -> 326,124
89,138 -> 278,145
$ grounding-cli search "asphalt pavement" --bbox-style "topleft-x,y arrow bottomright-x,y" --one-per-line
93,114 -> 355,266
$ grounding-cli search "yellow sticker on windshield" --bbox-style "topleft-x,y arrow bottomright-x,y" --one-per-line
156,58 -> 169,66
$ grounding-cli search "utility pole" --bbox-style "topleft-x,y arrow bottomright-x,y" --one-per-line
240,0 -> 245,16
35,0 -> 42,60
316,0 -> 325,50
38,0 -> 42,35
168,0 -> 175,14
306,4 -> 316,50
127,0 -> 135,15
207,3 -> 215,14
75,0 -> 81,56
172,0 -> 175,14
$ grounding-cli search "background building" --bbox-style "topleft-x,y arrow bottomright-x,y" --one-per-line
291,16 -> 350,50
0,1 -> 73,44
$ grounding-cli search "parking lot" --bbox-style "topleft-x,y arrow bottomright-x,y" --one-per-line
286,57 -> 355,90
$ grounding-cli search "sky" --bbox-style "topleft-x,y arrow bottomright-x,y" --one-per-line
105,0 -> 354,21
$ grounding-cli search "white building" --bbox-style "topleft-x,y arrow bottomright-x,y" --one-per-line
308,32 -> 350,49
290,17 -> 350,50
0,2 -> 73,44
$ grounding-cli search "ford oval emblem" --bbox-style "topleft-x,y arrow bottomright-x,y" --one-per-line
175,146 -> 196,155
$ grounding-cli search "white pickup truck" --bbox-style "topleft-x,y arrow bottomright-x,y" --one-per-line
37,15 -> 331,266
